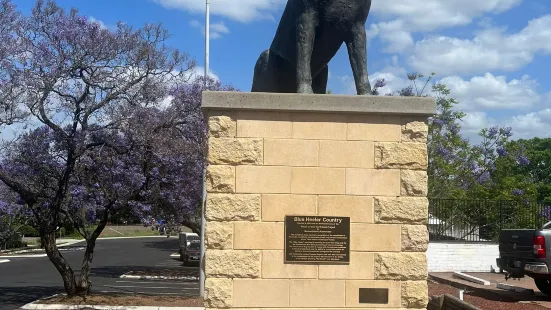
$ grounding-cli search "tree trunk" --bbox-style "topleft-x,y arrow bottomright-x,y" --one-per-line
41,232 -> 77,296
77,210 -> 110,295
77,240 -> 95,295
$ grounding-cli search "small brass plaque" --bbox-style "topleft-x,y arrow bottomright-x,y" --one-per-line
358,288 -> 389,304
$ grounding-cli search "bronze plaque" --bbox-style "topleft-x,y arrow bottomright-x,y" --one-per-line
358,288 -> 389,304
284,215 -> 350,264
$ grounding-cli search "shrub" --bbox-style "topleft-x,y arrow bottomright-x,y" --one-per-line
18,225 -> 39,237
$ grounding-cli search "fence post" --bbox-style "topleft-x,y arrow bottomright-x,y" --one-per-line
499,200 -> 503,231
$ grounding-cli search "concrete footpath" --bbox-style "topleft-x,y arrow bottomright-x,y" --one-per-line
430,272 -> 551,308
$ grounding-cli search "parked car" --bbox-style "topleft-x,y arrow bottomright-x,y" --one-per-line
181,241 -> 200,265
179,232 -> 200,261
497,222 -> 551,295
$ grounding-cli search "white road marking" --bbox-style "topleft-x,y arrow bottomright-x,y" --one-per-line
115,280 -> 198,286
104,285 -> 198,290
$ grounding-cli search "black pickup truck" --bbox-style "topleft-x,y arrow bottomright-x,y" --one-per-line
497,225 -> 551,295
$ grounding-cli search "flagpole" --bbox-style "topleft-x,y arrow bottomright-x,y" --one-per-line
200,0 -> 210,298
205,0 -> 210,83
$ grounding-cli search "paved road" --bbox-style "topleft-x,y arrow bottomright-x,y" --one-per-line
0,237 -> 199,310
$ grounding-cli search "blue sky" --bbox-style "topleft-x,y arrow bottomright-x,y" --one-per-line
11,0 -> 551,141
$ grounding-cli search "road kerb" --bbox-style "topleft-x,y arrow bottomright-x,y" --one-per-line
0,253 -> 47,258
21,302 -> 204,310
453,272 -> 491,285
0,259 -> 9,263
496,282 -> 535,294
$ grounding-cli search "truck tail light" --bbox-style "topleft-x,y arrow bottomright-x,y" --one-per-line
533,235 -> 546,258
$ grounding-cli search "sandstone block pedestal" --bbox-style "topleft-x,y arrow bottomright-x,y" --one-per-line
202,92 -> 435,310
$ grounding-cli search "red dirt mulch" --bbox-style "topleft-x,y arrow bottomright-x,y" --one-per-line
429,280 -> 547,310
38,293 -> 203,307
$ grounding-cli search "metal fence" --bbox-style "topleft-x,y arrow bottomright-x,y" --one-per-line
428,199 -> 550,242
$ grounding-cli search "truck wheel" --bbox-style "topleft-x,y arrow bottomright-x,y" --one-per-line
534,279 -> 551,296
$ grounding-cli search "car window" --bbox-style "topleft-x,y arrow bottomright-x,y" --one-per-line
188,242 -> 200,250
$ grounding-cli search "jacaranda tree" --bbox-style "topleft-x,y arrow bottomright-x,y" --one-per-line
0,0 -> 213,295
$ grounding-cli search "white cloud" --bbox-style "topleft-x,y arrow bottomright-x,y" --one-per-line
190,20 -> 230,39
369,0 -> 522,52
89,16 -> 107,29
187,66 -> 219,81
88,16 -> 117,31
508,109 -> 551,138
367,20 -> 414,53
466,108 -> 551,141
409,15 -> 551,75
440,73 -> 542,111
155,0 -> 285,23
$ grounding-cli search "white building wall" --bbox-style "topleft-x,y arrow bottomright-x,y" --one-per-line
427,242 -> 499,272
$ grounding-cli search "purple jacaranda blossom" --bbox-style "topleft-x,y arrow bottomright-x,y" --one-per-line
541,206 -> 551,220
488,126 -> 499,139
374,78 -> 386,89
502,127 -> 513,138
497,147 -> 508,157
477,171 -> 491,184
517,155 -> 530,166
512,189 -> 525,196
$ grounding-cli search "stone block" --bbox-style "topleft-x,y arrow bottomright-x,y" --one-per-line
375,253 -> 428,281
402,225 -> 429,252
291,167 -> 345,194
318,140 -> 374,168
208,114 -> 236,138
234,222 -> 283,249
401,118 -> 428,143
262,194 -> 317,222
400,170 -> 428,197
206,250 -> 260,278
345,169 -> 400,196
262,250 -> 317,278
236,111 -> 292,138
318,252 -> 374,279
375,142 -> 428,170
236,166 -> 291,194
351,224 -> 401,252
289,280 -> 345,307
347,115 -> 401,142
345,280 -> 401,308
292,113 -> 347,140
374,197 -> 428,224
206,194 -> 260,221
264,139 -> 319,166
233,279 -> 289,307
318,195 -> 373,223
402,281 -> 429,308
205,221 -> 233,250
208,138 -> 262,165
205,278 -> 232,308
206,165 -> 235,193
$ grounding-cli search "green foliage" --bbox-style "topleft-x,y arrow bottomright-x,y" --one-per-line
18,225 -> 39,237
4,239 -> 27,250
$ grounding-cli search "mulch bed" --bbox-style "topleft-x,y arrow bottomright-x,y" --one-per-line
429,280 -> 546,310
38,293 -> 203,307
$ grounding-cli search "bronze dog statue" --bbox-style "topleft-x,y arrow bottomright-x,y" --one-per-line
251,0 -> 372,95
